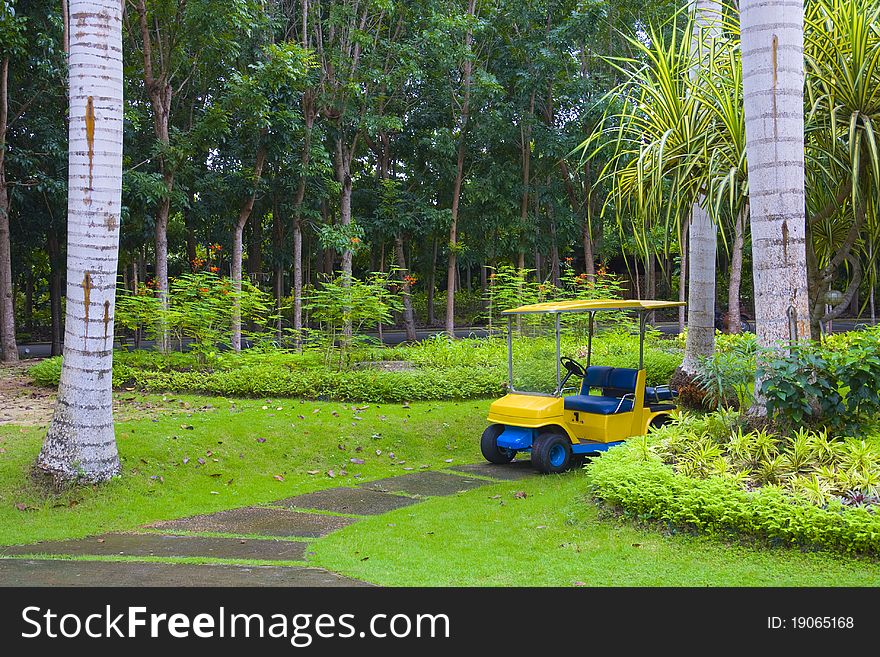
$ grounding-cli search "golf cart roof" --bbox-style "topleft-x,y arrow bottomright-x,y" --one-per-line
501,299 -> 686,315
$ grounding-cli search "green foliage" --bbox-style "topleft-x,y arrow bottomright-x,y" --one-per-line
114,284 -> 162,341
759,326 -> 880,435
694,332 -> 757,410
169,273 -> 275,361
305,272 -> 403,366
29,328 -> 684,402
588,425 -> 880,556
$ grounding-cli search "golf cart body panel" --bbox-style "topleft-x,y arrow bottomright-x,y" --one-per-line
482,298 -> 685,473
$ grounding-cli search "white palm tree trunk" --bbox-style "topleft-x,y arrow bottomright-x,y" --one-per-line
38,0 -> 123,483
681,0 -> 721,375
740,0 -> 812,407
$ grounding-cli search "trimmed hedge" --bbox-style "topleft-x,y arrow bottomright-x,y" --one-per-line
29,356 -> 505,402
588,438 -> 880,557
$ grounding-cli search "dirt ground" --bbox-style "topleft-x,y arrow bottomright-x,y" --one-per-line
0,361 -> 55,426
0,360 -> 217,427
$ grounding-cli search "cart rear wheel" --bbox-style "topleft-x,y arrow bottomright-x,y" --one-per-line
481,424 -> 516,464
531,433 -> 572,474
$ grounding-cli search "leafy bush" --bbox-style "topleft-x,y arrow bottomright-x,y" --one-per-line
588,421 -> 880,556
304,271 -> 403,367
694,332 -> 757,410
115,273 -> 276,361
759,326 -> 880,435
30,354 -> 503,402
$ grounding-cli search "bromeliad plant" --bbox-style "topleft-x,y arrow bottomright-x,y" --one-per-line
648,411 -> 880,509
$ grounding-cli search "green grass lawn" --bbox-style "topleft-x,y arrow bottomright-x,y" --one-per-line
4,393 -> 880,586
309,468 -> 880,586
0,395 -> 484,546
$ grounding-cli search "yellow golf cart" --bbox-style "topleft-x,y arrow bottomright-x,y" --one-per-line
482,299 -> 684,474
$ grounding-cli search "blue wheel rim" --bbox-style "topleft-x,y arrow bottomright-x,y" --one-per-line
549,444 -> 566,468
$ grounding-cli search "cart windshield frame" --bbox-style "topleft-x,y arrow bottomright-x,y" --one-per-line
501,300 -> 686,397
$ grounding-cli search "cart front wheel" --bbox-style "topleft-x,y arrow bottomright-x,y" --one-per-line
531,433 -> 572,474
481,424 -> 516,464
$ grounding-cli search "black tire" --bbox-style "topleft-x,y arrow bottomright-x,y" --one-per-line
649,413 -> 673,430
481,424 -> 516,464
531,433 -> 572,474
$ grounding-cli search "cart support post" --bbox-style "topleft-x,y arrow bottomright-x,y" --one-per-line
639,311 -> 646,370
507,314 -> 514,389
555,312 -> 562,391
587,312 -> 594,367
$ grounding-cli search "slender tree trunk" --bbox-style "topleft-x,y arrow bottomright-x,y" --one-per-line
427,236 -> 437,326
291,97 -> 314,350
518,90 -> 535,274
231,146 -> 266,352
727,203 -> 747,334
446,0 -> 476,338
395,235 -> 417,342
680,205 -> 718,374
549,218 -> 560,287
38,0 -> 124,483
0,57 -> 17,362
740,0 -> 812,414
185,192 -> 197,271
680,0 -> 721,371
136,0 -> 173,352
870,241 -> 876,324
334,136 -> 355,339
47,228 -> 63,356
272,194 -> 284,343
678,221 -> 688,332
248,214 -> 262,278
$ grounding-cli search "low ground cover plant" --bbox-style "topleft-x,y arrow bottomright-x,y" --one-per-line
30,330 -> 683,401
588,411 -> 880,555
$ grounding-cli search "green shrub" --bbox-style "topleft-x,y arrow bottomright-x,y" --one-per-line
29,352 -> 505,402
759,326 -> 880,435
29,357 -> 63,387
588,433 -> 880,556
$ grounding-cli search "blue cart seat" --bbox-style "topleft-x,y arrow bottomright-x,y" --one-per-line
564,394 -> 634,415
645,386 -> 677,403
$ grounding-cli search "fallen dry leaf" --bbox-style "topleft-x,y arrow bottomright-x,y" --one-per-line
273,474 -> 285,482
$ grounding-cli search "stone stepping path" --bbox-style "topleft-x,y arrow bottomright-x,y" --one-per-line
275,487 -> 419,516
0,559 -> 369,587
0,463 -> 537,586
359,471 -> 487,497
148,506 -> 355,538
450,460 -> 539,481
2,533 -> 307,562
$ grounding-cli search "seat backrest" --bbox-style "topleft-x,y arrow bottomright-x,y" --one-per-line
581,366 -> 614,394
605,367 -> 639,395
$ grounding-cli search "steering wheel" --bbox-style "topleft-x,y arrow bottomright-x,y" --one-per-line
560,356 -> 586,378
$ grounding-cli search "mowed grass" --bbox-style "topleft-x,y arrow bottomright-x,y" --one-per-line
309,468 -> 880,586
0,395 -> 485,546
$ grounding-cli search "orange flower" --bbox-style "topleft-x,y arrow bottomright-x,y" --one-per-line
209,266 -> 219,273
351,237 -> 361,244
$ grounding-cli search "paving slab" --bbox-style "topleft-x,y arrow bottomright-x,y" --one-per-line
148,507 -> 355,538
274,487 -> 420,516
0,559 -> 369,587
359,471 -> 487,497
449,461 -> 539,481
2,533 -> 307,562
